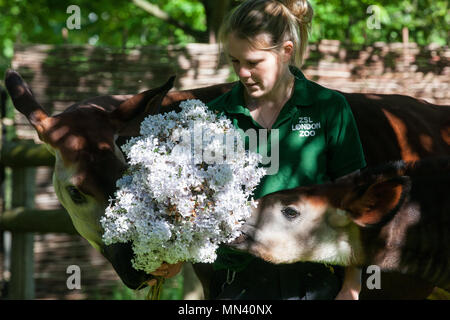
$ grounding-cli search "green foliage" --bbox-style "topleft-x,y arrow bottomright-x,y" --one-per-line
309,0 -> 449,45
160,272 -> 184,300
0,0 -> 447,73
0,0 -> 205,72
0,0 -> 205,48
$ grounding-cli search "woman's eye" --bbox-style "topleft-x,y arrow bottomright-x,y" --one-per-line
66,186 -> 86,204
281,207 -> 300,220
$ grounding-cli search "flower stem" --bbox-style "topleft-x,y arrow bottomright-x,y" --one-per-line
147,276 -> 165,300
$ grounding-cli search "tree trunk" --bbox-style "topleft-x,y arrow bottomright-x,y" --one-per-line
202,0 -> 233,43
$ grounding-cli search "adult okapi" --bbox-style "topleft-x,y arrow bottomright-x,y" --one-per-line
4,69 -> 450,299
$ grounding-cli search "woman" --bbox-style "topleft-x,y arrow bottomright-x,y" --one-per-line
149,0 -> 365,300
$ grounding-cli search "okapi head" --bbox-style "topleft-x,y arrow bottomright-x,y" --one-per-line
230,158 -> 450,290
4,69 -> 176,289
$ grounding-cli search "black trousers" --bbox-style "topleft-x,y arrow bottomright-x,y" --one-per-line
209,258 -> 343,300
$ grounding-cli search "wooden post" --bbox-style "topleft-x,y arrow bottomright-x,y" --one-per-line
402,27 -> 409,45
8,167 -> 36,299
402,27 -> 410,71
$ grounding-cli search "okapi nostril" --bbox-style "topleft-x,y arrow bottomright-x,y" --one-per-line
232,233 -> 248,244
231,231 -> 254,245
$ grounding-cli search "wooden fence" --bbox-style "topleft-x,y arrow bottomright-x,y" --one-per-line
0,140 -> 79,299
1,94 -> 61,298
0,40 -> 449,299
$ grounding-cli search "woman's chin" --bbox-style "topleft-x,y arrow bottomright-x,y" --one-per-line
245,87 -> 265,98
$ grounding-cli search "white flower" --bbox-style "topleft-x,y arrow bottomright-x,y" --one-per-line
101,99 -> 266,274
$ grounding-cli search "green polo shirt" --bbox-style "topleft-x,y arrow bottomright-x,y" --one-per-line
207,66 -> 366,271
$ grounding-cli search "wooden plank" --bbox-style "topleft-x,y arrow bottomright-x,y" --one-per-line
0,208 -> 77,234
1,140 -> 54,167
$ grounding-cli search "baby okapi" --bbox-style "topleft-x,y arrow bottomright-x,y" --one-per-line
230,158 -> 450,291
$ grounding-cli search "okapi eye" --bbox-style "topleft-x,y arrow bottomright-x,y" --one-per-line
66,186 -> 86,204
281,207 -> 300,220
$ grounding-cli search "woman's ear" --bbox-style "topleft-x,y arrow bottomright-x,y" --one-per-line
282,40 -> 294,63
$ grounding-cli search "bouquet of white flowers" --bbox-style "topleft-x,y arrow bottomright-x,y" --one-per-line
101,99 -> 266,276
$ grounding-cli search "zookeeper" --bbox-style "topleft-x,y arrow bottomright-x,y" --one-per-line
148,0 -> 366,300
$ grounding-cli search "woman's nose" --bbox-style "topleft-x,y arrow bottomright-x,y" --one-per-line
237,66 -> 251,78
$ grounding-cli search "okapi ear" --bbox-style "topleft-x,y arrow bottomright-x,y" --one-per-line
109,76 -> 175,136
340,176 -> 410,227
4,69 -> 49,138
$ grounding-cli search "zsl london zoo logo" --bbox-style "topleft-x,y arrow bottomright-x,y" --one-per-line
292,117 -> 321,137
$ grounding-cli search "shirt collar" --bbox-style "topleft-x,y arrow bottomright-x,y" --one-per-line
225,65 -> 313,115
288,65 -> 314,107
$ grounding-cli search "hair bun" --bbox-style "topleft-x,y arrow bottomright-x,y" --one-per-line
280,0 -> 314,24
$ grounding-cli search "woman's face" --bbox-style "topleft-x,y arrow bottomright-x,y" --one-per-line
227,33 -> 291,100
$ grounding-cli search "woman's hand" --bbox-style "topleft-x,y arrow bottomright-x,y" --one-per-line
334,286 -> 360,300
335,266 -> 361,300
147,262 -> 184,287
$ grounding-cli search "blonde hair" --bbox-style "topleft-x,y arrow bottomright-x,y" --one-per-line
219,0 -> 314,67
